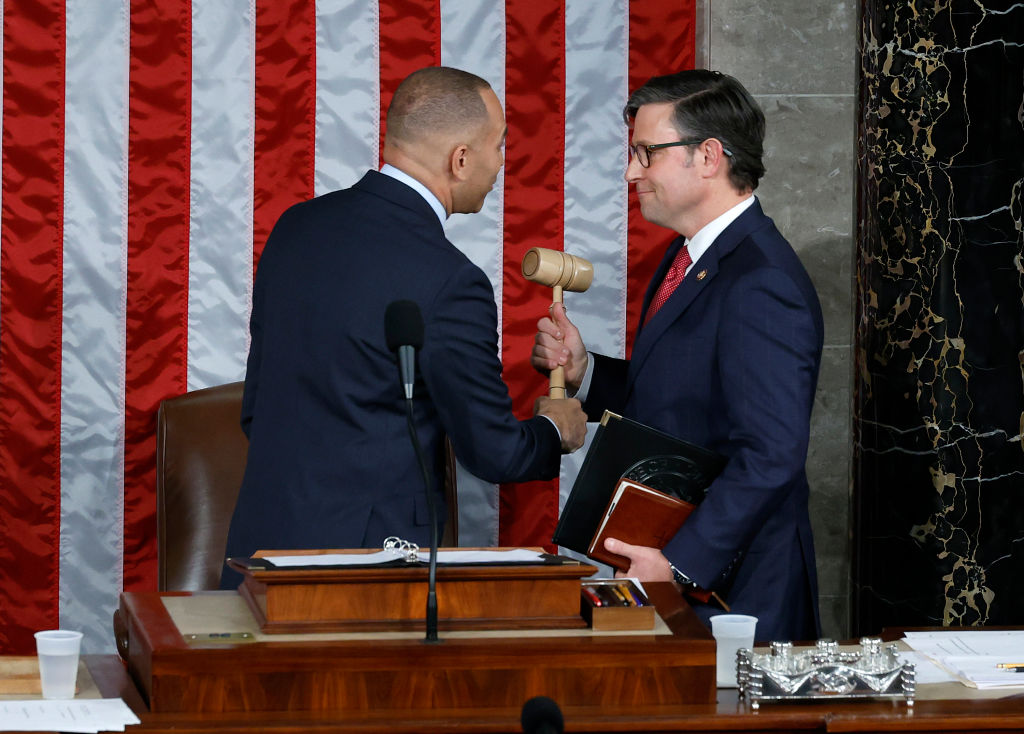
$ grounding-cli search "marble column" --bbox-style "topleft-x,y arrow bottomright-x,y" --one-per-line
854,1 -> 1024,632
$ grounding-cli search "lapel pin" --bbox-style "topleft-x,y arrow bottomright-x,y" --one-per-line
696,269 -> 707,281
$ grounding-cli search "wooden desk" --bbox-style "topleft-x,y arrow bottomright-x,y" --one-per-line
105,585 -> 1024,732
79,653 -> 1024,733
115,582 -> 715,715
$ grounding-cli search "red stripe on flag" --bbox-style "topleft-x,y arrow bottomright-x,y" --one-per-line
625,1 -> 696,353
253,0 -> 317,269
0,0 -> 66,653
122,0 -> 192,591
499,0 -> 566,549
378,0 -> 441,156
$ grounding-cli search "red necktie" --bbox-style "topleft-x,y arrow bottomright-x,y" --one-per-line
644,244 -> 692,324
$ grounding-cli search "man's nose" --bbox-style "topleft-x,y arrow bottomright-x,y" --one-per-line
624,154 -> 643,181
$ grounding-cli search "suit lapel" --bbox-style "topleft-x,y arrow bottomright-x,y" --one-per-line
626,201 -> 771,393
628,251 -> 719,388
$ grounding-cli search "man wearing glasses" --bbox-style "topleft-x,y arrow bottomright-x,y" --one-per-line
533,70 -> 824,642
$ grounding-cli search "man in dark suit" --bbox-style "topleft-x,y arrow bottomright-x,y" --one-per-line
222,67 -> 586,587
533,70 -> 823,641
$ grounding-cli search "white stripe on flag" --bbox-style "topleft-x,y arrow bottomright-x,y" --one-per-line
440,0 -> 507,309
59,0 -> 130,651
558,0 -> 630,571
315,0 -> 380,195
441,0 -> 508,546
564,0 -> 630,361
188,0 -> 256,390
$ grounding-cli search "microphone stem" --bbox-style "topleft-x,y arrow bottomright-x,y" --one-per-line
405,397 -> 440,642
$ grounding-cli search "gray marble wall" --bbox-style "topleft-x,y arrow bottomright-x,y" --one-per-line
695,0 -> 858,638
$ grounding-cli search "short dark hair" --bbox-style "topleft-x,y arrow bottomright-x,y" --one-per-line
624,69 -> 765,191
386,66 -> 492,144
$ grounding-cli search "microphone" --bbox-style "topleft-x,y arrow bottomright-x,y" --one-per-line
384,300 -> 440,643
520,696 -> 564,734
384,300 -> 424,399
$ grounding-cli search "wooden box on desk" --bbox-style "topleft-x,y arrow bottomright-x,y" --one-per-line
228,547 -> 595,633
581,579 -> 657,631
113,582 -> 716,715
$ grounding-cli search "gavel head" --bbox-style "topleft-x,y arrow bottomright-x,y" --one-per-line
521,247 -> 594,293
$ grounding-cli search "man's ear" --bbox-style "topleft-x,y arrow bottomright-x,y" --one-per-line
699,138 -> 729,177
449,143 -> 470,181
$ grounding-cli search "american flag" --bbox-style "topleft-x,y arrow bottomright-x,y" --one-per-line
0,0 -> 693,653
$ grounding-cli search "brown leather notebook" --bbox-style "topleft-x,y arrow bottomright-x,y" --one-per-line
552,411 -> 725,556
587,478 -> 696,570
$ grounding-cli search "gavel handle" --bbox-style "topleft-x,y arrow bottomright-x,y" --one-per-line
549,285 -> 566,399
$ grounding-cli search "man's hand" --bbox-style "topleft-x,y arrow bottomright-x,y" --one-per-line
534,396 -> 587,453
604,538 -> 673,582
531,303 -> 588,392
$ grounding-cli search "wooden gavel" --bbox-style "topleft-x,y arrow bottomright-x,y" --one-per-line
521,247 -> 594,399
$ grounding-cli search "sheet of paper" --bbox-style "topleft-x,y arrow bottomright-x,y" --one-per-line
268,548 -> 547,567
268,549 -> 406,567
931,655 -> 1024,689
902,630 -> 1024,689
903,629 -> 1024,657
895,650 -> 960,684
416,549 -> 546,564
0,698 -> 140,732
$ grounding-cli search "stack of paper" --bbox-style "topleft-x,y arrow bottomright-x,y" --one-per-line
893,650 -> 959,684
0,698 -> 140,732
902,630 -> 1024,689
268,548 -> 546,567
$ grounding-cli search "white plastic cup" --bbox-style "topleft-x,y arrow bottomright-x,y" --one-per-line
709,614 -> 757,688
34,630 -> 83,699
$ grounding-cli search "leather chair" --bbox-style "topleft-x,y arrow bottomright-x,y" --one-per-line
156,381 -> 248,591
156,381 -> 459,591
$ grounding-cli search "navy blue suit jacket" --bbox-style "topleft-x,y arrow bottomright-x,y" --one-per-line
586,200 -> 823,641
222,171 -> 560,585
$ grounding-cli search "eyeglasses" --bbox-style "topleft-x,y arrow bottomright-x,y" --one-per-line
628,138 -> 734,168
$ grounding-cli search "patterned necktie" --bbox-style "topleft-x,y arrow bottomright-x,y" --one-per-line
644,244 -> 692,324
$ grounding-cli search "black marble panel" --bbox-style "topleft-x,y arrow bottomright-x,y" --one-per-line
854,0 -> 1024,633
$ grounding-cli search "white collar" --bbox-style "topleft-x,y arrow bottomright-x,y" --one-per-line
684,195 -> 756,274
379,164 -> 447,226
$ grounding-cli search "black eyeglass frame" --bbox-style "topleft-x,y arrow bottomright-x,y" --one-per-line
629,138 -> 734,167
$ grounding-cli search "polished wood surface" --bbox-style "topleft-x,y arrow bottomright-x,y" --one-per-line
81,653 -> 1024,733
106,583 -> 1024,732
228,549 -> 596,633
116,582 -> 716,715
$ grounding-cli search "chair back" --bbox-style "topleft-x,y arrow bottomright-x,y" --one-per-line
156,381 -> 248,590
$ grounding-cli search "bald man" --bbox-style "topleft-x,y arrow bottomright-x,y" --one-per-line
221,67 -> 585,586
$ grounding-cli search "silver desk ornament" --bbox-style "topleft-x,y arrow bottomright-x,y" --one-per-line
737,637 -> 915,708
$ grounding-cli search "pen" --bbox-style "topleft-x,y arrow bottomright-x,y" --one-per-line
609,584 -> 632,606
627,583 -> 650,606
581,586 -> 603,607
617,582 -> 644,606
594,584 -> 625,607
996,663 -> 1024,670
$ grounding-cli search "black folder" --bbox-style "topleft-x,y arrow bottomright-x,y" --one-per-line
552,411 -> 727,555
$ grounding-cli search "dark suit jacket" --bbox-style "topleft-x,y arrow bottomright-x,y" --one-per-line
222,171 -> 560,585
586,200 -> 824,641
